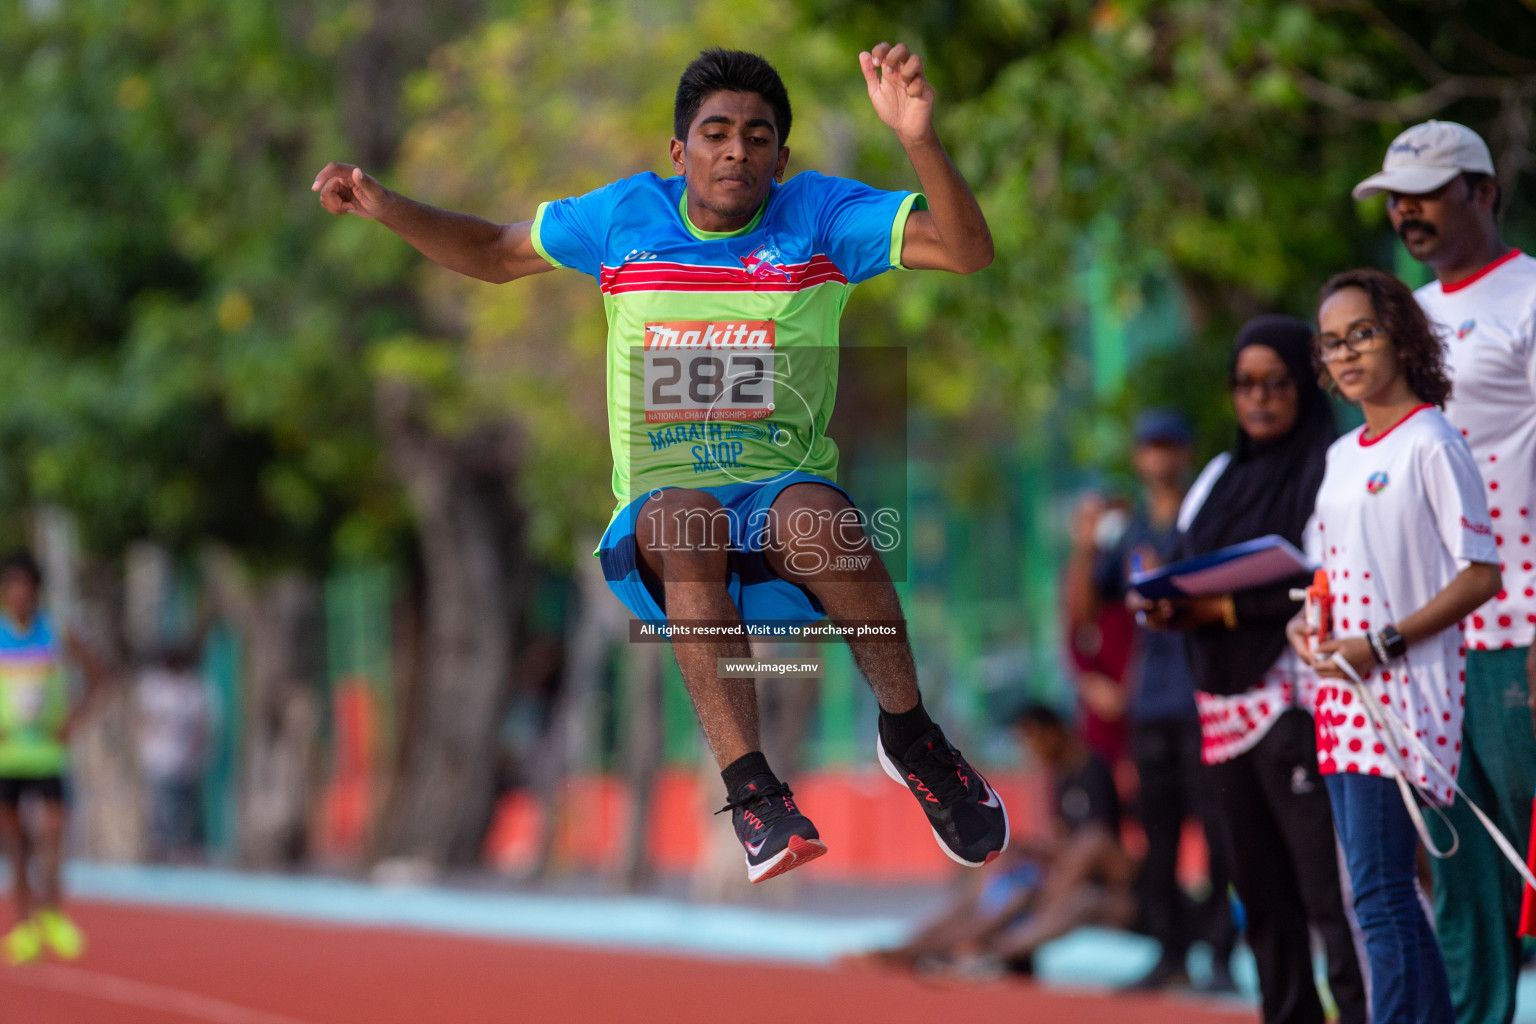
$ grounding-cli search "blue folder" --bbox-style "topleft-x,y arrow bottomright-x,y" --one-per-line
1128,534 -> 1315,600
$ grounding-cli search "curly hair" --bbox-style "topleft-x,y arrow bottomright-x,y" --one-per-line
1316,268 -> 1452,407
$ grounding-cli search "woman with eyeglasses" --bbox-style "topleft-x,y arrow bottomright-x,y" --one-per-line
1137,314 -> 1365,1024
1289,268 -> 1501,1024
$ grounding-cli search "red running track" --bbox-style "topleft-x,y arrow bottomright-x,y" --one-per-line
0,902 -> 1255,1024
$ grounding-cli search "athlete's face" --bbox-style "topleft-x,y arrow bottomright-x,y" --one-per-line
670,91 -> 789,232
1231,344 -> 1299,445
1386,176 -> 1495,269
0,569 -> 37,625
1318,286 -> 1401,405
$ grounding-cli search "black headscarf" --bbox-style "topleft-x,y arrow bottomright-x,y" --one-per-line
1179,314 -> 1338,696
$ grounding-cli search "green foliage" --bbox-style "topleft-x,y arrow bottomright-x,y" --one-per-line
800,0 -> 1536,480
0,1 -> 410,567
3,0 -> 1534,570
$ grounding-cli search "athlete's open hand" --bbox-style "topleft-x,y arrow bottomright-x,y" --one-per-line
859,43 -> 935,146
312,163 -> 391,218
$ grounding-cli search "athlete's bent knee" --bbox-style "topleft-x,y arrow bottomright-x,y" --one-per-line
637,488 -> 734,581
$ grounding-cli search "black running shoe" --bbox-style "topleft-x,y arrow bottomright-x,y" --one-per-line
717,777 -> 827,883
878,726 -> 1009,866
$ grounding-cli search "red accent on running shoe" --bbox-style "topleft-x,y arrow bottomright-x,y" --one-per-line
976,779 -> 1003,809
907,773 -> 939,803
750,835 -> 829,884
983,850 -> 1000,866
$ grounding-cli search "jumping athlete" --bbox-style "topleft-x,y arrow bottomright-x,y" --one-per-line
313,44 -> 1007,882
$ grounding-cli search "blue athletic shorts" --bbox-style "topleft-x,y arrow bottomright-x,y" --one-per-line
597,471 -> 849,627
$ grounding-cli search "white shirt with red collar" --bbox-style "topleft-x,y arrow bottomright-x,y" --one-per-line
1416,249 -> 1536,651
1307,404 -> 1497,803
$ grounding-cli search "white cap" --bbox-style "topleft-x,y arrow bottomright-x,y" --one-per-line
1352,120 -> 1495,200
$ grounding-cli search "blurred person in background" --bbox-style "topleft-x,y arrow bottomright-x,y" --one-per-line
1063,495 -> 1136,768
1145,315 -> 1361,1023
1066,409 -> 1236,992
0,551 -> 105,965
850,703 -> 1134,979
136,645 -> 212,863
1354,120 -> 1536,1024
313,43 -> 1007,884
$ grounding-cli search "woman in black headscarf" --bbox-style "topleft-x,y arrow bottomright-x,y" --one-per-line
1140,315 -> 1366,1024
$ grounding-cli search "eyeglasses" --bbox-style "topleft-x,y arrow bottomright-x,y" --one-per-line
1316,324 -> 1386,364
1230,375 -> 1295,398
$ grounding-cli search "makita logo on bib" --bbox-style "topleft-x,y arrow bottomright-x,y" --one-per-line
642,321 -> 777,424
643,320 -> 775,349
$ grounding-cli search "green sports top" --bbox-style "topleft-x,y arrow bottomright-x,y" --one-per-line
530,170 -> 921,514
0,612 -> 69,778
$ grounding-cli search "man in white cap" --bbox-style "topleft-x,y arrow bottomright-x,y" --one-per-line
1355,119 -> 1536,1024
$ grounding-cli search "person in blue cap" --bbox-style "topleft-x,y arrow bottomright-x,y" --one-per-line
1064,408 -> 1236,992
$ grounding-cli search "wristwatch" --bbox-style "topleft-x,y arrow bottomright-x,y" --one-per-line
1370,624 -> 1407,664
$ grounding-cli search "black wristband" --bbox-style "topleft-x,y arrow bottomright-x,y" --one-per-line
1368,631 -> 1388,665
1379,624 -> 1407,660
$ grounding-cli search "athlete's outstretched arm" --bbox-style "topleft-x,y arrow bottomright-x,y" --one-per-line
311,163 -> 553,284
859,43 -> 993,275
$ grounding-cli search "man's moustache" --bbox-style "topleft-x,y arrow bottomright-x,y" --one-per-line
1397,220 -> 1436,241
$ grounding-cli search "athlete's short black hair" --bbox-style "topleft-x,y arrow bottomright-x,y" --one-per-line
0,550 -> 41,588
674,48 -> 792,145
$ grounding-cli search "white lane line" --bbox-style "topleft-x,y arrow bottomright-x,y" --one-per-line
4,963 -> 324,1024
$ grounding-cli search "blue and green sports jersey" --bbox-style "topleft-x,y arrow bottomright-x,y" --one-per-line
530,171 -> 922,515
0,612 -> 68,777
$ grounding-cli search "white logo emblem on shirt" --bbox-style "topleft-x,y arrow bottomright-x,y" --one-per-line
1290,765 -> 1314,795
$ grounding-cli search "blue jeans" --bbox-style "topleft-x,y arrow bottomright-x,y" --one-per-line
1326,772 -> 1454,1024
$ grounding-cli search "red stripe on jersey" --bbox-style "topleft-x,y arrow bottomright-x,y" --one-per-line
1440,248 -> 1522,294
605,272 -> 847,295
1359,403 -> 1434,446
600,255 -> 848,294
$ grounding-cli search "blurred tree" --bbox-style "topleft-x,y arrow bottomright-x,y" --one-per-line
801,0 -> 1536,468
0,1 -> 440,866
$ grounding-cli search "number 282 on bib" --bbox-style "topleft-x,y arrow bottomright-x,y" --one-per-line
643,320 -> 775,424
